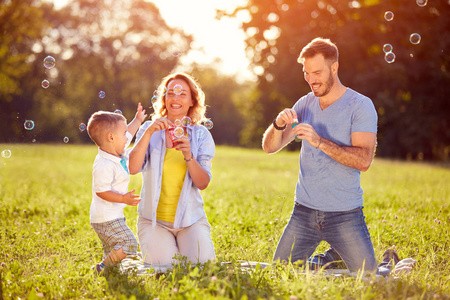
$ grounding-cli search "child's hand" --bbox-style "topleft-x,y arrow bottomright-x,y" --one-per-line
122,189 -> 141,206
135,102 -> 148,123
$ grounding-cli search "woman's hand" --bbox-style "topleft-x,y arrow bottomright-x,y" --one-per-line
173,136 -> 191,159
148,117 -> 172,133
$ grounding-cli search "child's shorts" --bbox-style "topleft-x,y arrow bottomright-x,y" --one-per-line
91,218 -> 138,259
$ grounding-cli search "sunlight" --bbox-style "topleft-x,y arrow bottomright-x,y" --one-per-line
48,0 -> 254,82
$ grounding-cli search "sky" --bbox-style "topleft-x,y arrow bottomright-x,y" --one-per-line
50,0 -> 254,82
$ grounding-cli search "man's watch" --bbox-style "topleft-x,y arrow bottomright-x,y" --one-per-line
273,118 -> 286,130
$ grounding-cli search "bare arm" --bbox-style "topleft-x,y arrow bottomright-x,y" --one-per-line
262,124 -> 295,154
96,189 -> 141,206
127,102 -> 147,137
129,118 -> 171,174
262,108 -> 298,153
318,132 -> 377,171
173,137 -> 210,190
293,122 -> 377,171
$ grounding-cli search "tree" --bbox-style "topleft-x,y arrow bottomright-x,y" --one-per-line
0,0 -> 192,143
222,0 -> 450,160
189,62 -> 253,146
0,0 -> 49,141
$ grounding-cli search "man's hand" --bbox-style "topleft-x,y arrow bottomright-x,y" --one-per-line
291,123 -> 322,148
275,108 -> 298,127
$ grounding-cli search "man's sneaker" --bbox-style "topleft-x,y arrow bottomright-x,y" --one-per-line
308,248 -> 343,270
378,249 -> 400,276
382,249 -> 400,266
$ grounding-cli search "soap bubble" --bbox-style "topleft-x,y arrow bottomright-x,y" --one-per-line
174,119 -> 182,127
98,91 -> 105,98
409,33 -> 421,45
63,136 -> 69,143
41,79 -> 50,89
174,126 -> 185,138
151,96 -> 158,107
384,11 -> 394,21
1,149 -> 11,158
24,120 -> 35,130
383,44 -> 393,53
154,85 -> 167,97
79,123 -> 86,131
204,119 -> 213,130
385,52 -> 396,63
416,0 -> 427,7
173,84 -> 183,95
43,56 -> 56,69
114,109 -> 122,114
181,116 -> 191,126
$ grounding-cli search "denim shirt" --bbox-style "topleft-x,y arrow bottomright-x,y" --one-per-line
135,121 -> 215,228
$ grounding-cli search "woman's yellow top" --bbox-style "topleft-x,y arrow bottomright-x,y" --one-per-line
157,148 -> 187,222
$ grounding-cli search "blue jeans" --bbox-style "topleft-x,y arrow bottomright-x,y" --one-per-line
273,203 -> 377,271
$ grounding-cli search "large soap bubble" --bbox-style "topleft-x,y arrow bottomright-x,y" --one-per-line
409,33 -> 421,45
43,56 -> 56,69
1,149 -> 12,158
24,120 -> 35,130
384,11 -> 394,21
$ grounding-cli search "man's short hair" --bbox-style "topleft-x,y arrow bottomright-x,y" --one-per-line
87,111 -> 126,147
298,37 -> 339,65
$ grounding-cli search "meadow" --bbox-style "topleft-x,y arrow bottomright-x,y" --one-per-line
0,144 -> 449,299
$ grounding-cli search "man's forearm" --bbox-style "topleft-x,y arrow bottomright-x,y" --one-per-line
318,137 -> 375,171
262,125 -> 285,154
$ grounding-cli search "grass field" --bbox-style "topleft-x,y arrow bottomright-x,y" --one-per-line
1,144 -> 449,299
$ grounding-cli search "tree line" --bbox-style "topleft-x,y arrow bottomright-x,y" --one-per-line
1,0 -> 449,160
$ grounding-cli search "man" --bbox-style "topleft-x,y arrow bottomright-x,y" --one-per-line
262,37 -> 378,271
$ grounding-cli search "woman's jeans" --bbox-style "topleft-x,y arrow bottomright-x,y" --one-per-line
273,202 -> 377,271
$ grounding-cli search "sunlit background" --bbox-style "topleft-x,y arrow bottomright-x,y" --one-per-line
1,0 -> 449,160
50,0 -> 254,81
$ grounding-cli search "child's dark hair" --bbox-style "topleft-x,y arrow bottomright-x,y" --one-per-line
87,111 -> 126,146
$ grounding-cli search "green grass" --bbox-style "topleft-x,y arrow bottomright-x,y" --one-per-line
1,144 -> 449,299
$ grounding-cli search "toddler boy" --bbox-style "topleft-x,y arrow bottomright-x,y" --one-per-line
87,103 -> 147,274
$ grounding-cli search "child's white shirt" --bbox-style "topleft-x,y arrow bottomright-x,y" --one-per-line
90,132 -> 132,223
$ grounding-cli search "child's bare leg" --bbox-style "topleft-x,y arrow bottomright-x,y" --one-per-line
103,248 -> 127,268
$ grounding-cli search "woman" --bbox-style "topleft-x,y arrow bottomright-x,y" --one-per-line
129,72 -> 215,266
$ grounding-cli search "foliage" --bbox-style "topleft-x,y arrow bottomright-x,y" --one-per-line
0,0 -> 49,140
1,144 -> 449,299
0,0 -> 191,143
222,0 -> 450,159
0,0 -> 449,161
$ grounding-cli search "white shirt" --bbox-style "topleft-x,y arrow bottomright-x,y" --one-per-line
90,132 -> 132,223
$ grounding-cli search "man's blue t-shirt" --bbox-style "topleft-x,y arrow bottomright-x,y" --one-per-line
292,88 -> 378,211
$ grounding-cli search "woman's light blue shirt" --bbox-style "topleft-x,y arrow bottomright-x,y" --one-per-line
135,121 -> 215,228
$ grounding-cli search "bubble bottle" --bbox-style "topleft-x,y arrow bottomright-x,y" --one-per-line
291,118 -> 301,142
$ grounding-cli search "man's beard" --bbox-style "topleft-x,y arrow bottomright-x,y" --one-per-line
312,74 -> 334,97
